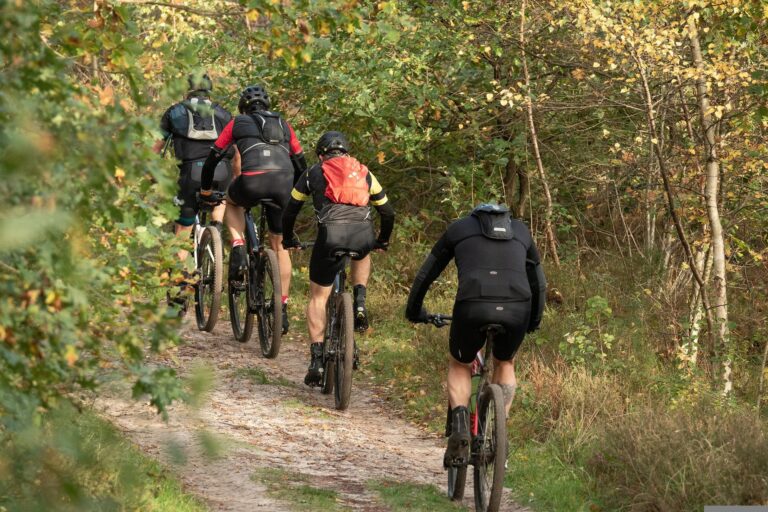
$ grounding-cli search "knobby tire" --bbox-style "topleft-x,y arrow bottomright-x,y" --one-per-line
333,292 -> 355,410
195,226 -> 223,332
447,464 -> 467,501
228,251 -> 254,343
473,384 -> 507,512
257,248 -> 282,358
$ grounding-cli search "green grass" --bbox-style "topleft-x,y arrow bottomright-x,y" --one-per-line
252,467 -> 348,511
506,442 -> 596,512
0,402 -> 207,512
233,366 -> 294,387
369,480 -> 467,511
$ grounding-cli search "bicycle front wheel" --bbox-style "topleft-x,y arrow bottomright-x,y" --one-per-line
333,292 -> 355,410
195,226 -> 223,332
256,248 -> 282,358
447,464 -> 467,501
473,384 -> 507,512
228,253 -> 253,343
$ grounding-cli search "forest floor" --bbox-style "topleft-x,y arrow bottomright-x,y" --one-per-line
94,314 -> 527,512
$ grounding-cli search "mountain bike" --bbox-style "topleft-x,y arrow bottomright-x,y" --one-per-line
228,199 -> 282,358
427,314 -> 508,512
192,190 -> 225,331
318,250 -> 358,411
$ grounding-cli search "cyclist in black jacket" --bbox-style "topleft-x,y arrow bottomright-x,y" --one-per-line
405,203 -> 546,466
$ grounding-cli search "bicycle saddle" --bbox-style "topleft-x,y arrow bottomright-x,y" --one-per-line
480,324 -> 506,336
333,249 -> 360,258
259,198 -> 280,209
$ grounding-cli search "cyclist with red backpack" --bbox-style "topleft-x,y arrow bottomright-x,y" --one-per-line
281,131 -> 395,386
199,85 -> 307,334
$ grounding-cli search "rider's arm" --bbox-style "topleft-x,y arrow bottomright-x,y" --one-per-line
200,119 -> 235,192
405,233 -> 454,322
153,107 -> 173,154
286,122 -> 307,184
526,239 -> 547,332
281,169 -> 311,243
368,172 -> 395,245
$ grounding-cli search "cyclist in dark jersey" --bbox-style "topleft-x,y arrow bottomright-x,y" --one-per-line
199,85 -> 307,334
153,73 -> 234,308
282,131 -> 395,386
405,204 -> 546,466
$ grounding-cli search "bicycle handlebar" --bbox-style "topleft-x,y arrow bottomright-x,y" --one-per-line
426,313 -> 452,328
196,190 -> 226,208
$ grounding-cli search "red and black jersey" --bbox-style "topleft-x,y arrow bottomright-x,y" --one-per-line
213,111 -> 302,173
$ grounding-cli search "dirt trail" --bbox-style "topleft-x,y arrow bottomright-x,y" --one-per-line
96,316 -> 527,512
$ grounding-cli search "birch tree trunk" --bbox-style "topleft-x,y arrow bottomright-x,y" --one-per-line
520,0 -> 559,266
687,15 -> 731,394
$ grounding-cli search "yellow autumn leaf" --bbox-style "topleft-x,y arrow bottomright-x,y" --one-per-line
115,167 -> 126,180
485,93 -> 493,102
98,85 -> 114,107
65,345 -> 79,367
377,151 -> 386,164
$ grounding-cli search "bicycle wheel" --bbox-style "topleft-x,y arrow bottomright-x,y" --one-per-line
256,248 -> 282,358
194,226 -> 223,332
333,292 -> 355,410
320,343 -> 335,395
320,294 -> 337,395
228,252 -> 254,343
473,384 -> 507,512
447,461 -> 467,501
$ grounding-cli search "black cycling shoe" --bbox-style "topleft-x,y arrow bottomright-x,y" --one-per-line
228,245 -> 247,283
281,302 -> 289,335
353,285 -> 369,332
303,342 -> 324,387
354,305 -> 369,332
444,406 -> 471,468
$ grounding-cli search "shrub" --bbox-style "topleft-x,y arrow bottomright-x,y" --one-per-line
588,397 -> 768,510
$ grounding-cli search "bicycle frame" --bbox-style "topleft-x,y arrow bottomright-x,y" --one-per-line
469,334 -> 495,438
242,205 -> 269,311
324,255 -> 350,355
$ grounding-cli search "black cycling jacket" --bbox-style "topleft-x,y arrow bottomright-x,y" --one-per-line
406,211 -> 546,331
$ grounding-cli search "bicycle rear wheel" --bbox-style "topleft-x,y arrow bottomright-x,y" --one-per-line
333,292 -> 355,410
195,226 -> 223,332
256,248 -> 282,358
473,384 -> 507,512
228,252 -> 254,343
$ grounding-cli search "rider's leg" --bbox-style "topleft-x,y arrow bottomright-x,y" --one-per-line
492,358 -> 517,414
307,281 -> 333,342
225,202 -> 246,241
445,356 -> 472,466
350,255 -> 371,331
447,358 -> 472,408
173,222 -> 193,263
305,281 -> 333,385
269,233 -> 292,298
211,202 -> 226,224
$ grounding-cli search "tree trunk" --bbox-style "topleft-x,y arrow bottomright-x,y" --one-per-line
520,0 -> 559,266
688,15 -> 731,394
633,49 -> 715,350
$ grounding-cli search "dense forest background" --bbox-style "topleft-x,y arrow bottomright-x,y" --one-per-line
1,1 -> 766,510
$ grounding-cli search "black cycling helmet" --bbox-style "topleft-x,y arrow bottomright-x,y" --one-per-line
187,72 -> 213,94
473,203 -> 509,215
238,85 -> 270,113
315,131 -> 349,156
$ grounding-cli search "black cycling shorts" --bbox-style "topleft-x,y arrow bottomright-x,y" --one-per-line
309,236 -> 369,287
227,169 -> 292,234
177,160 -> 231,221
449,300 -> 530,364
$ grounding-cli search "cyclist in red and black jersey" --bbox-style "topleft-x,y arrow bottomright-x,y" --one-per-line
199,85 -> 307,334
282,131 -> 395,386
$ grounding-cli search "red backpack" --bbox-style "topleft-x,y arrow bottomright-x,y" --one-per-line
322,156 -> 370,206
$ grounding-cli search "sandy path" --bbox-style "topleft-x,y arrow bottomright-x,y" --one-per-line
96,315 -> 527,511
